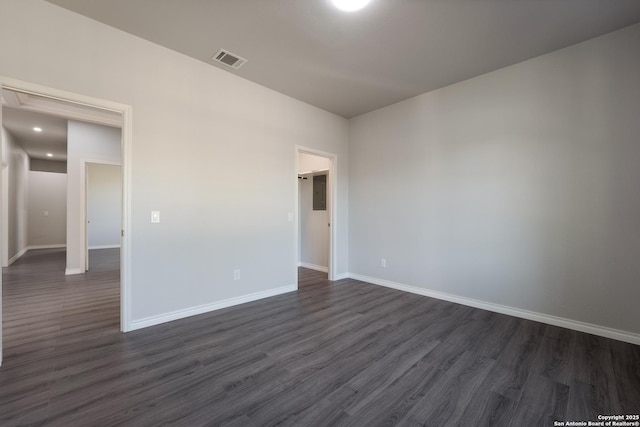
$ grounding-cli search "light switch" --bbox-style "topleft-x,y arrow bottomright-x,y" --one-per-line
44,211 -> 49,216
288,212 -> 294,222
151,211 -> 160,223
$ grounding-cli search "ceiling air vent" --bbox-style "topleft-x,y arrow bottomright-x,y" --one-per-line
212,49 -> 248,70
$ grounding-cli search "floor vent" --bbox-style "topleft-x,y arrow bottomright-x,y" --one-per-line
212,49 -> 248,70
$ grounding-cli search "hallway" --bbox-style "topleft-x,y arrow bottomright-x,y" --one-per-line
1,248 -> 120,423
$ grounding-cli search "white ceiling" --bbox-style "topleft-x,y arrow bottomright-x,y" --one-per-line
46,0 -> 640,118
1,89 -> 122,161
2,106 -> 68,161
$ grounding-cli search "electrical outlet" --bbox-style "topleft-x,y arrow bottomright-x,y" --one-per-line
151,211 -> 160,223
381,258 -> 387,268
233,269 -> 241,280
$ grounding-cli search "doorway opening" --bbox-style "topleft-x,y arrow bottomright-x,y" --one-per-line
85,162 -> 122,272
0,77 -> 132,366
296,147 -> 337,282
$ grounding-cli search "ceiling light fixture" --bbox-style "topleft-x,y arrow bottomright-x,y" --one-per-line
33,127 -> 42,132
46,153 -> 53,157
331,0 -> 371,12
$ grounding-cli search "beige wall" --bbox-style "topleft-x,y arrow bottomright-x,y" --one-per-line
28,170 -> 67,247
87,163 -> 121,249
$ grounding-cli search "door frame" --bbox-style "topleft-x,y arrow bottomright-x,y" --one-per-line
84,160 -> 122,272
295,146 -> 338,281
1,164 -> 8,268
0,102 -> 3,364
0,77 -> 134,354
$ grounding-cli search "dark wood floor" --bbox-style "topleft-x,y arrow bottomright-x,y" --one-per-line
1,249 -> 638,426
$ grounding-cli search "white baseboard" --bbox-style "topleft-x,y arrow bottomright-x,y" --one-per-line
349,273 -> 640,346
65,268 -> 83,275
5,245 -> 66,267
7,247 -> 28,266
130,284 -> 297,331
89,244 -> 121,250
299,262 -> 328,273
333,272 -> 350,281
29,244 -> 66,250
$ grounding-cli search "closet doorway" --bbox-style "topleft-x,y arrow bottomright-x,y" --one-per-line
297,148 -> 336,280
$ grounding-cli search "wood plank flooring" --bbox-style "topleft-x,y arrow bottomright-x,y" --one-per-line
1,248 -> 639,426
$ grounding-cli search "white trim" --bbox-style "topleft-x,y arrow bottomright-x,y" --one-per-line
120,107 -> 133,332
299,262 -> 328,273
65,268 -> 83,275
7,247 -> 28,266
349,273 -> 640,346
333,272 -> 350,281
81,159 -> 121,272
6,245 -> 66,266
1,167 -> 8,267
3,90 -> 122,128
0,76 -> 135,334
130,285 -> 297,331
28,244 -> 66,250
88,244 -> 121,250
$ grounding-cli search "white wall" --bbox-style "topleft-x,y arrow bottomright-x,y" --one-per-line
1,125 -> 29,265
66,121 -> 121,273
87,163 -> 121,249
299,152 -> 330,174
27,170 -> 66,247
298,175 -> 329,271
0,1 -> 349,324
349,24 -> 640,336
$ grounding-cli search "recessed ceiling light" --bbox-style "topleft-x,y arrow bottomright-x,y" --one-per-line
331,0 -> 371,12
46,153 -> 53,157
33,127 -> 42,132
